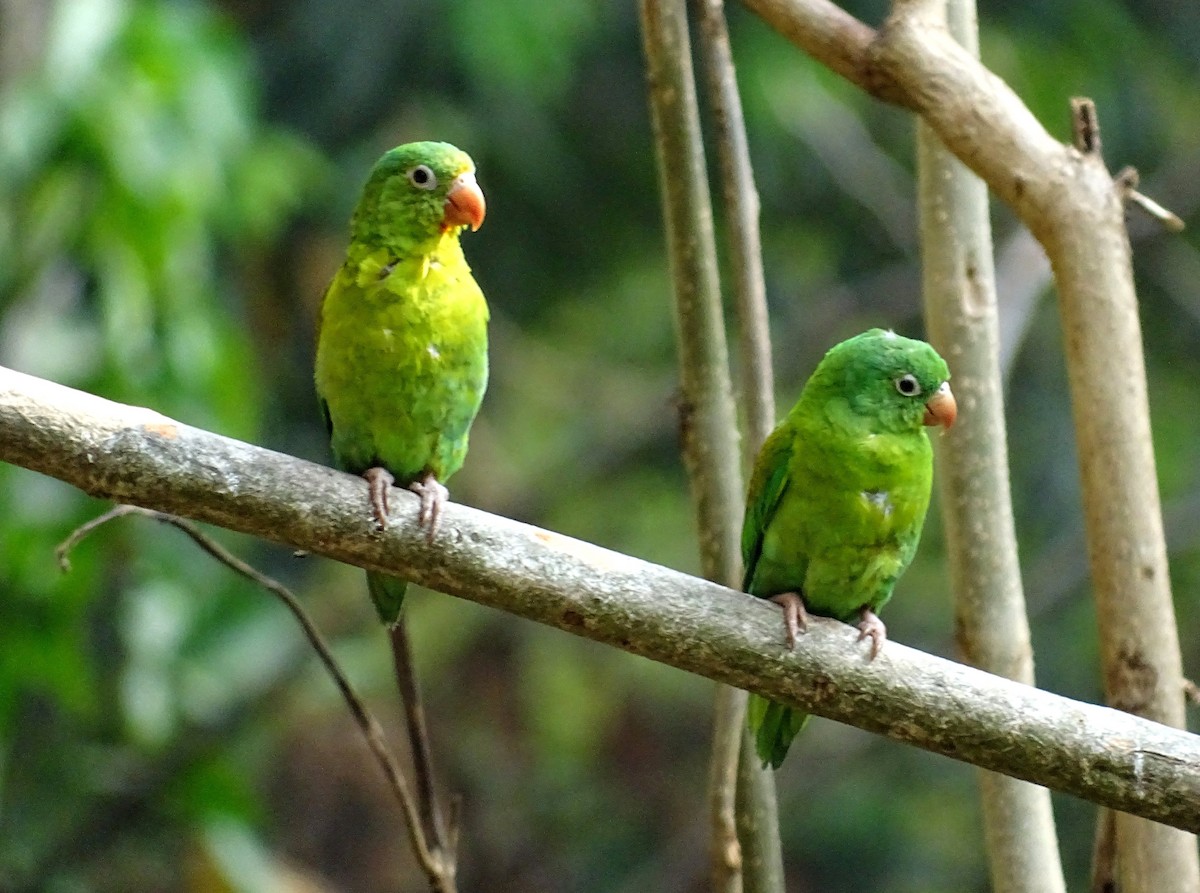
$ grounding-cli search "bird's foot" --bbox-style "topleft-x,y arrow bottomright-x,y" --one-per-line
363,467 -> 395,529
409,473 -> 449,542
769,591 -> 809,651
856,607 -> 887,660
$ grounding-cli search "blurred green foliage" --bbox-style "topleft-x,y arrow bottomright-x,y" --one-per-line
1,0 -> 1198,890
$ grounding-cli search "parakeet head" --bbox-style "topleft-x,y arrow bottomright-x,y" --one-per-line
804,328 -> 956,434
350,141 -> 485,252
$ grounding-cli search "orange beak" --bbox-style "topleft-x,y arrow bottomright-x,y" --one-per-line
442,172 -> 486,233
923,381 -> 957,428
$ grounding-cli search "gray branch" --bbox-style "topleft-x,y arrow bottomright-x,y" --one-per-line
3,363 -> 1200,833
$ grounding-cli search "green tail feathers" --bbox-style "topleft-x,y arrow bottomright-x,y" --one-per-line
747,693 -> 810,769
367,570 -> 409,627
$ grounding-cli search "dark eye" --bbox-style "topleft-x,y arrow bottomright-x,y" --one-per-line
407,165 -> 437,190
894,373 -> 922,397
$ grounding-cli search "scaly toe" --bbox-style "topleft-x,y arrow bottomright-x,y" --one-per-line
363,467 -> 395,529
409,475 -> 449,542
856,608 -> 888,661
769,591 -> 809,651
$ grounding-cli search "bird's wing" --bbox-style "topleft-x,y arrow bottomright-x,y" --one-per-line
741,423 -> 794,593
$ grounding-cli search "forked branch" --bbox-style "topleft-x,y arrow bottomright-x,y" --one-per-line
57,504 -> 458,893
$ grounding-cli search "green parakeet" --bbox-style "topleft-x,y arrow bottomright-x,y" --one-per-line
314,141 -> 488,626
743,329 -> 956,768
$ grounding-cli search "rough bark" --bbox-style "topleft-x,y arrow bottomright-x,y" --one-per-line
4,365 -> 1200,834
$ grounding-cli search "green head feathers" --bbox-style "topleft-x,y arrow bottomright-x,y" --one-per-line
349,141 -> 485,252
799,328 -> 955,433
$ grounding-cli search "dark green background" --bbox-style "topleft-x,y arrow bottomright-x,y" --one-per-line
2,0 -> 1198,889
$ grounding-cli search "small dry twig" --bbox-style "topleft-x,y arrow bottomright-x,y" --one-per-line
57,505 -> 458,893
1115,165 -> 1186,233
1070,99 -> 1183,233
1071,96 -> 1102,155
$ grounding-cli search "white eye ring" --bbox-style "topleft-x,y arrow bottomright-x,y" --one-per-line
407,165 -> 438,190
895,373 -> 922,397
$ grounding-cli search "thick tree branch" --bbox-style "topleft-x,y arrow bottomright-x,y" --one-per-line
742,0 -> 1077,228
739,0 -> 910,106
3,365 -> 1200,833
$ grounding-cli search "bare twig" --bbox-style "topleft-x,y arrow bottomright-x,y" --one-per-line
1115,166 -> 1186,233
56,504 -> 137,571
1071,96 -> 1102,155
389,621 -> 458,878
1126,189 -> 1187,232
56,505 -> 456,893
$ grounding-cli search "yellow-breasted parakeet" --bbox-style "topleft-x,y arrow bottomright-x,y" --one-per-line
314,141 -> 488,626
743,329 -> 956,768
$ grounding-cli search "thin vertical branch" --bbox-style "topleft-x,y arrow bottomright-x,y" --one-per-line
1092,808 -> 1118,893
640,3 -> 774,892
390,621 -> 459,888
733,735 -> 785,892
708,688 -> 747,893
690,3 -> 784,893
692,0 -> 775,458
914,2 -> 1066,891
639,0 -> 743,590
